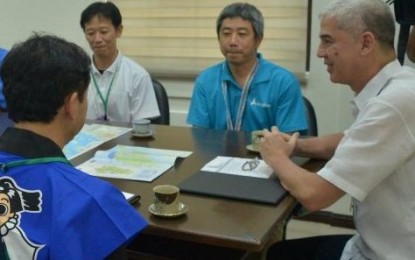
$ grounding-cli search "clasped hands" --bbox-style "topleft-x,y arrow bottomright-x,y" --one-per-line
259,126 -> 299,162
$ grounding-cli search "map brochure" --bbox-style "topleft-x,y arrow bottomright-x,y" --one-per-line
63,124 -> 132,160
77,145 -> 193,182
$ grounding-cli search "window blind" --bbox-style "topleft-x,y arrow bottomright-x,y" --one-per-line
113,0 -> 308,81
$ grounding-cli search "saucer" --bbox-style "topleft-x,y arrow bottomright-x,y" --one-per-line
246,144 -> 260,153
132,130 -> 153,138
148,202 -> 188,218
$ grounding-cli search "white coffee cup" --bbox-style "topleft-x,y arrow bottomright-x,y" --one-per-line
153,185 -> 180,214
133,119 -> 151,134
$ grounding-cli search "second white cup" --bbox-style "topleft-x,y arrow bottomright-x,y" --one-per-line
133,119 -> 151,134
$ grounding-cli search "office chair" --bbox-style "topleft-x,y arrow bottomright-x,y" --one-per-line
150,78 -> 170,125
281,96 -> 318,240
303,96 -> 318,136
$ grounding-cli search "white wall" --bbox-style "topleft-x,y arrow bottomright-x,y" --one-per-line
0,0 -> 95,51
1,0 -> 408,215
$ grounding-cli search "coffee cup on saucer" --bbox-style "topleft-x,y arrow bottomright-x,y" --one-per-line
152,185 -> 181,215
247,130 -> 263,152
149,185 -> 188,217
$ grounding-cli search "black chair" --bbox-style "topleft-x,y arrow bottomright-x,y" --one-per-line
303,96 -> 318,136
281,96 -> 318,240
150,78 -> 170,125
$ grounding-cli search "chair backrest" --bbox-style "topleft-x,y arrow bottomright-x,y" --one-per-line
303,96 -> 318,136
150,78 -> 170,125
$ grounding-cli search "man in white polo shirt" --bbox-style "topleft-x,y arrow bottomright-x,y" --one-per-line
80,1 -> 160,123
261,0 -> 415,259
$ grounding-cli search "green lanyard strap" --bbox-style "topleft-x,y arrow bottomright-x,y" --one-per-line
90,58 -> 122,121
0,157 -> 71,172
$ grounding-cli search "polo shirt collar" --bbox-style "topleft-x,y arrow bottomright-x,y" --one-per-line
353,60 -> 401,113
91,50 -> 122,75
221,53 -> 264,84
0,127 -> 65,158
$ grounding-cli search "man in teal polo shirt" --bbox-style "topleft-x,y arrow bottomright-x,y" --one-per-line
187,3 -> 307,134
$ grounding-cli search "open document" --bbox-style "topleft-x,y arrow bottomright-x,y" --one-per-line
201,156 -> 273,179
63,124 -> 132,160
77,145 -> 193,182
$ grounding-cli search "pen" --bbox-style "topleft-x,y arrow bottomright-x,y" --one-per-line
128,194 -> 141,206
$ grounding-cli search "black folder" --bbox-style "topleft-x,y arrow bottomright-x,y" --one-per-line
179,156 -> 309,205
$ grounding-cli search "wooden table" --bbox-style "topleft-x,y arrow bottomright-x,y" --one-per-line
71,124 -> 325,259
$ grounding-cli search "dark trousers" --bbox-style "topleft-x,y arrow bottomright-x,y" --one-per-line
266,235 -> 353,260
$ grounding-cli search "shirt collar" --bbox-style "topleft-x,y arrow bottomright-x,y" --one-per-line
221,53 -> 263,83
91,50 -> 122,75
353,60 -> 401,112
0,128 -> 65,158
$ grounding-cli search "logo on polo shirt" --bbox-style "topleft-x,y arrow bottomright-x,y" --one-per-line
250,98 -> 271,108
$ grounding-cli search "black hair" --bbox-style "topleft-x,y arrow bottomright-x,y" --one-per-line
0,33 -> 91,123
80,1 -> 122,30
216,2 -> 264,39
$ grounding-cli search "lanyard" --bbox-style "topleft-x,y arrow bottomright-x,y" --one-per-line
0,157 -> 71,172
222,60 -> 259,131
90,58 -> 121,121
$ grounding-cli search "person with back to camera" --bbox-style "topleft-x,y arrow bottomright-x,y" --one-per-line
187,2 -> 308,134
260,0 -> 415,259
80,1 -> 160,123
0,33 -> 147,260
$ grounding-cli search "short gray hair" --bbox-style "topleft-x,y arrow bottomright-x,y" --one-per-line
320,0 -> 395,49
216,2 -> 264,39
